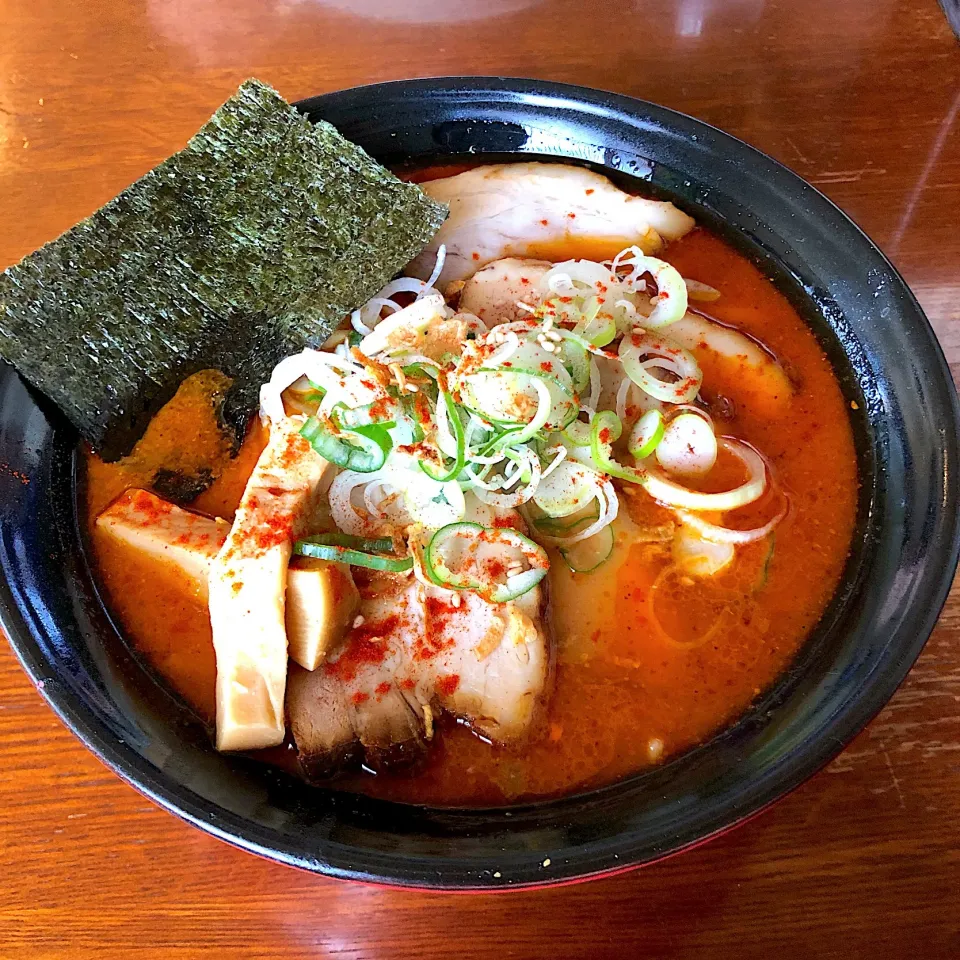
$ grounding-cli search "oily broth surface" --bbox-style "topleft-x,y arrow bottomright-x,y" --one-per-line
84,226 -> 858,806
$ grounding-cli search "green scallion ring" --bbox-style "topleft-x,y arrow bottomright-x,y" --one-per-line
297,533 -> 394,553
292,540 -> 413,572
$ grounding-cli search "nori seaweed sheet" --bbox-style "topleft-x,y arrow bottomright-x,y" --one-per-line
0,79 -> 447,461
151,467 -> 216,504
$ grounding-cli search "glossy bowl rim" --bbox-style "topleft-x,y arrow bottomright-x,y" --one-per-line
1,75 -> 958,890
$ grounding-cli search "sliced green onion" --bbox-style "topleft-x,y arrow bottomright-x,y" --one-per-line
293,539 -> 413,572
335,400 -> 396,428
300,378 -> 327,404
425,522 -> 548,602
300,417 -> 392,473
572,298 -> 617,347
420,389 -> 466,482
573,294 -> 602,329
619,333 -> 702,404
465,368 -> 573,435
475,426 -> 524,457
655,412 -> 717,476
531,500 -> 601,534
589,411 -> 648,485
559,525 -> 615,573
297,533 -> 394,552
402,361 -> 440,380
562,418 -> 592,446
505,378 -> 552,445
628,409 -> 665,459
492,566 -> 548,602
645,439 -> 768,511
613,251 -> 688,329
582,313 -> 617,347
424,521 -> 485,592
396,396 -> 426,444
558,339 -> 590,394
532,459 -> 599,518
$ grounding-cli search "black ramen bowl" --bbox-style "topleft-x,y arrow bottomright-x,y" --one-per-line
1,78 -> 958,890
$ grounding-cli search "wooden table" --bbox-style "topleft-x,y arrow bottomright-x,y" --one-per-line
2,0 -> 959,956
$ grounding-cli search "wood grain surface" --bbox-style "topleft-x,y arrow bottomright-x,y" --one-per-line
2,0 -> 959,957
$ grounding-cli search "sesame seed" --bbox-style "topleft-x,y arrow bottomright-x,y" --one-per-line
542,858 -> 551,867
546,330 -> 562,342
353,616 -> 365,628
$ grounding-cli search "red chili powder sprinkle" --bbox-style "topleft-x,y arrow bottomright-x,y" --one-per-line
520,276 -> 531,285
585,188 -> 595,195
413,392 -> 432,424
540,219 -> 549,226
368,397 -> 391,421
277,432 -> 301,469
425,595 -> 458,623
325,617 -> 398,680
437,674 -> 460,697
599,427 -> 612,443
491,515 -> 515,529
130,490 -> 174,521
472,252 -> 480,261
540,361 -> 553,372
418,600 -> 460,661
401,678 -> 416,690
251,511 -> 294,551
375,681 -> 392,695
567,212 -> 576,219
351,691 -> 369,705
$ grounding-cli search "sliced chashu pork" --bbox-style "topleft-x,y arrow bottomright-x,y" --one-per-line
289,576 -> 429,777
406,163 -> 695,287
457,257 -> 553,326
97,488 -> 359,673
660,313 -> 792,417
287,574 -> 551,779
459,256 -> 793,414
208,418 -> 333,751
